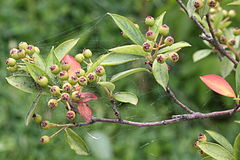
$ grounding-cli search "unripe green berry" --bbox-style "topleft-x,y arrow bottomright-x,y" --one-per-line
48,99 -> 58,109
75,69 -> 85,77
164,36 -> 174,46
209,8 -> 216,14
134,24 -> 139,29
194,141 -> 200,149
87,73 -> 96,83
146,30 -> 155,41
17,49 -> 26,59
83,49 -> 92,58
25,45 -> 35,56
62,83 -> 72,92
59,70 -> 69,80
9,48 -> 20,60
145,16 -> 155,26
207,0 -> 217,7
233,28 -> 240,36
61,60 -> 70,71
168,52 -> 179,62
227,39 -> 236,46
50,86 -> 61,96
194,0 -> 204,9
68,75 -> 79,85
40,136 -> 50,144
95,66 -> 105,76
34,46 -> 40,54
121,32 -> 128,38
156,54 -> 167,64
222,10 -> 228,17
7,65 -> 18,72
66,111 -> 76,120
61,93 -> 70,102
33,114 -> 42,123
78,76 -> 88,86
228,10 -> 236,18
41,120 -> 52,130
75,54 -> 85,63
71,91 -> 81,101
198,133 -> 207,142
214,29 -> 222,38
37,76 -> 48,87
219,36 -> 227,44
6,58 -> 16,67
142,42 -> 152,52
18,42 -> 28,50
159,24 -> 170,36
50,64 -> 60,74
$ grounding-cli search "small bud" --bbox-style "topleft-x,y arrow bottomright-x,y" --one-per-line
25,45 -> 35,56
121,32 -> 128,38
145,16 -> 155,26
228,10 -> 236,18
78,76 -> 88,86
159,24 -> 170,36
18,42 -> 28,50
17,49 -> 26,59
61,60 -> 70,71
75,54 -> 85,63
50,64 -> 60,74
83,49 -> 92,58
194,0 -> 204,9
40,136 -> 50,144
75,69 -> 85,77
62,83 -> 72,92
142,42 -> 152,52
61,93 -> 70,102
68,75 -> 79,85
198,133 -> 207,142
233,28 -> 240,36
66,111 -> 76,120
50,86 -> 61,96
41,120 -> 52,130
219,36 -> 227,44
95,66 -> 105,76
6,58 -> 16,67
146,30 -> 155,41
48,99 -> 58,109
71,91 -> 82,101
168,52 -> 179,62
7,66 -> 18,72
37,76 -> 48,87
156,54 -> 167,64
194,141 -> 200,149
214,29 -> 222,38
33,114 -> 42,123
227,39 -> 236,46
87,73 -> 96,83
164,36 -> 174,46
207,0 -> 217,7
9,48 -> 20,60
59,70 -> 69,80
34,46 -> 40,54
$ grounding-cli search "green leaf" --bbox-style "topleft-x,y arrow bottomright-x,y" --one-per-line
86,53 -> 110,74
54,38 -> 79,61
198,142 -> 233,160
108,13 -> 146,45
64,128 -> 89,155
113,92 -> 138,105
187,0 -> 196,17
101,53 -> 144,66
46,47 -> 60,67
220,21 -> 232,30
110,68 -> 149,82
25,62 -> 50,83
228,0 -> 240,5
157,41 -> 191,54
233,134 -> 240,160
199,0 -> 210,18
235,120 -> 240,124
109,45 -> 148,57
6,75 -> 38,93
32,53 -> 46,70
201,156 -> 215,160
236,63 -> 240,96
205,130 -> 233,154
213,12 -> 224,29
220,56 -> 235,78
193,49 -> 212,62
152,60 -> 169,90
25,93 -> 41,126
150,11 -> 166,41
97,82 -> 115,92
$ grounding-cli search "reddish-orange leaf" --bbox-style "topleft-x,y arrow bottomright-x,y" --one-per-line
62,55 -> 81,76
200,74 -> 236,98
78,103 -> 92,123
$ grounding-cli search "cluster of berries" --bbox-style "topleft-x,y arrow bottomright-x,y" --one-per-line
194,0 -> 222,9
193,133 -> 208,156
5,42 -> 40,72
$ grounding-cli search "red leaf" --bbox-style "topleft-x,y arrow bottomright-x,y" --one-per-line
78,103 -> 92,123
80,92 -> 98,102
62,55 -> 81,76
200,74 -> 236,98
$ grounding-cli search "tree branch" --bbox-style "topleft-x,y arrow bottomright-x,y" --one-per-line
110,99 -> 122,121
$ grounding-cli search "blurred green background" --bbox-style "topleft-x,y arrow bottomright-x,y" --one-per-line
1,0 -> 240,159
